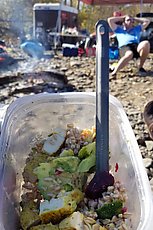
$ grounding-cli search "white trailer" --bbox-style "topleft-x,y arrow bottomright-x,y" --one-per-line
33,3 -> 78,49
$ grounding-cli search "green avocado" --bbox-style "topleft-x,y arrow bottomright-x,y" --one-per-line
78,142 -> 95,159
77,151 -> 96,173
59,149 -> 74,157
38,172 -> 87,200
51,156 -> 80,173
33,156 -> 80,180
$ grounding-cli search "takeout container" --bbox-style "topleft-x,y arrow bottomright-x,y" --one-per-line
0,92 -> 153,230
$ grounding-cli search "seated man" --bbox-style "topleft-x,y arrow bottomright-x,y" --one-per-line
108,14 -> 150,76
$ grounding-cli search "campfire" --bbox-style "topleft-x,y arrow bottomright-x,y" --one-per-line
0,70 -> 76,104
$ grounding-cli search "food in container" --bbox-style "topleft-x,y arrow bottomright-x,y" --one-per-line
0,92 -> 153,230
19,124 -> 129,229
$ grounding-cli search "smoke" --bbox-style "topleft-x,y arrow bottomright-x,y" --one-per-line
0,0 -> 33,37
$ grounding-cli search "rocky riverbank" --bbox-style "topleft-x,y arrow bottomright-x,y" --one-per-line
1,50 -> 153,189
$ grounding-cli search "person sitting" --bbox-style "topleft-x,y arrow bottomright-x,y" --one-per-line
20,35 -> 45,59
84,32 -> 96,49
107,14 -> 150,76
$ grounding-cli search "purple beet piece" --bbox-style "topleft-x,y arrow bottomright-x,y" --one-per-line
85,171 -> 114,199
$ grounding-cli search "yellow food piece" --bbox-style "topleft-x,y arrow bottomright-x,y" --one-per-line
30,222 -> 59,230
66,189 -> 84,204
20,206 -> 40,230
59,211 -> 84,230
92,224 -> 107,230
39,196 -> 77,224
81,127 -> 96,142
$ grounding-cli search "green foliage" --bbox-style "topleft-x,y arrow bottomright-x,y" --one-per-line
79,3 -> 153,33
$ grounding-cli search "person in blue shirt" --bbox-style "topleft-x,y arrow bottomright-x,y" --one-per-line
108,14 -> 150,76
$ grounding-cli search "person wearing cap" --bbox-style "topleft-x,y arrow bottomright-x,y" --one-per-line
108,14 -> 150,76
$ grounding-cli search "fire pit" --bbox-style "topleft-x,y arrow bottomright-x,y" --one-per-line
0,70 -> 76,104
18,70 -> 76,93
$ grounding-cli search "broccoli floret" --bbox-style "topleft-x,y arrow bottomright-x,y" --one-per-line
96,200 -> 123,220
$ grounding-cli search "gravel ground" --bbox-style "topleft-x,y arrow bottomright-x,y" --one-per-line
1,49 -> 153,190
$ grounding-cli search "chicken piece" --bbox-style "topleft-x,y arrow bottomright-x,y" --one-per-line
43,128 -> 66,155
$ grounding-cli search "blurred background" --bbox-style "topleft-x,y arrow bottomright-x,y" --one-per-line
0,0 -> 153,44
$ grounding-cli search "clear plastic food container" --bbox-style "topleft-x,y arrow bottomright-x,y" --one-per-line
0,92 -> 153,230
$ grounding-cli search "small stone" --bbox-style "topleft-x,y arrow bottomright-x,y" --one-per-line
145,140 -> 153,151
143,158 -> 153,168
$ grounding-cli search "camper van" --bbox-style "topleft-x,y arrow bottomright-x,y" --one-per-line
33,3 -> 78,49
